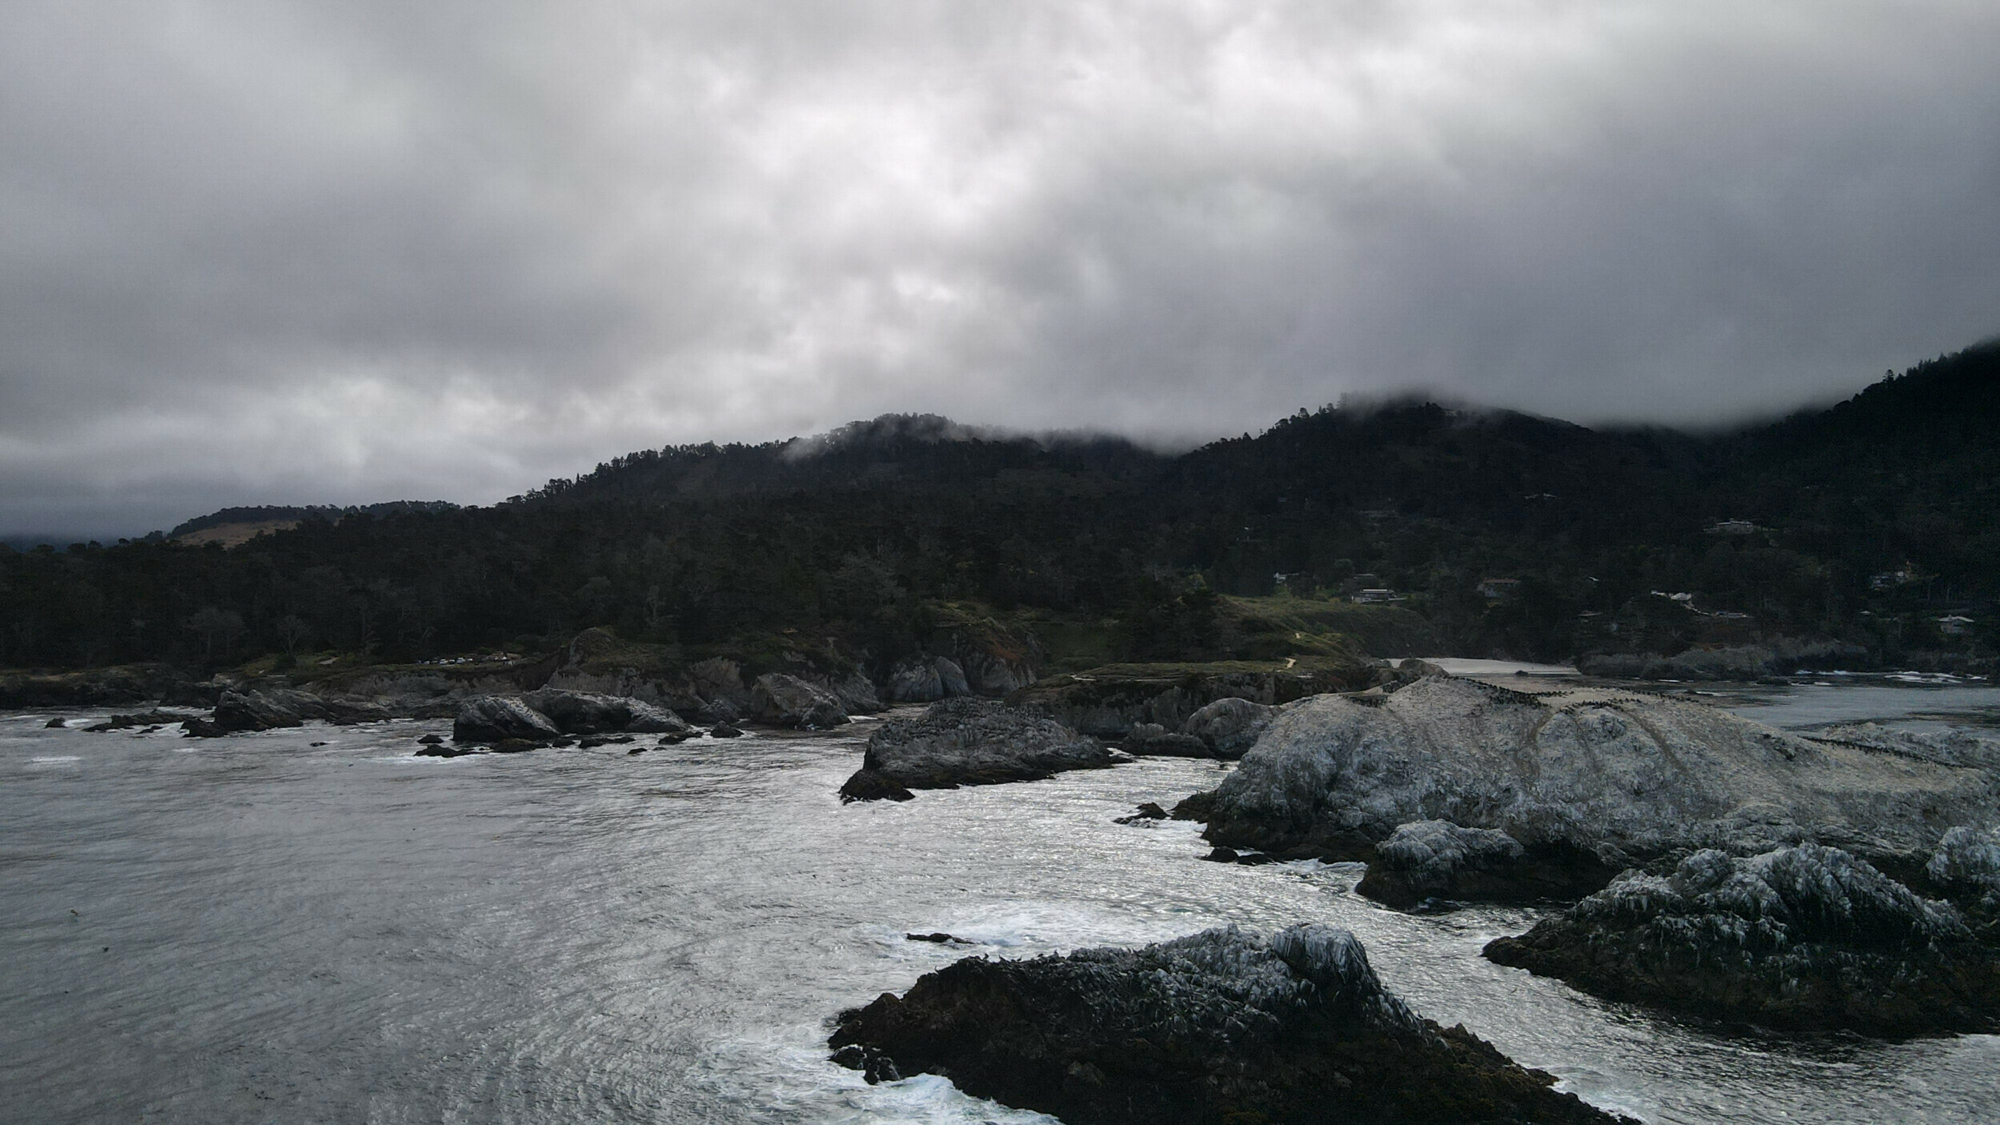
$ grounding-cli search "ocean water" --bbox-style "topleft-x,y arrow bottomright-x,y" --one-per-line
2,690 -> 1997,1125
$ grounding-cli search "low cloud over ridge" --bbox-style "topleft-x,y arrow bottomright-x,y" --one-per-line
3,1 -> 1997,536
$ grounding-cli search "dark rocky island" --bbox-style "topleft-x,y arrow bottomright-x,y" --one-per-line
1484,844 -> 2000,1036
830,923 -> 1632,1124
839,697 -> 1115,802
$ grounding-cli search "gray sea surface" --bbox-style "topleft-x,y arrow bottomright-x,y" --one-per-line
3,684 -> 1998,1124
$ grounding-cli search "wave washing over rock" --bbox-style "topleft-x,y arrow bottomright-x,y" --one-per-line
829,923 -> 1632,1125
1484,844 -> 2000,1036
1192,674 -> 1997,902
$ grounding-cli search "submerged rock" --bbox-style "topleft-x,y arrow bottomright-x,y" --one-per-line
452,696 -> 562,744
81,709 -> 199,733
1192,675 -> 1997,901
829,923 -> 1629,1125
1484,844 -> 2000,1036
1114,801 -> 1169,825
838,698 -> 1111,801
749,673 -> 849,728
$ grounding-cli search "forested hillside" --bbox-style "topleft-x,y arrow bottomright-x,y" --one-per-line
2,342 -> 1994,675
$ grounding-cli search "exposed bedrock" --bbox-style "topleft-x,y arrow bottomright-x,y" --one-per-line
1484,844 -> 2000,1036
452,696 -> 563,744
750,673 -> 850,728
838,698 -> 1112,801
520,688 -> 689,735
887,656 -> 973,704
1354,820 -> 1610,907
1178,696 -> 1279,758
183,688 -> 389,736
829,923 -> 1630,1125
1120,722 -> 1213,757
1928,826 -> 2000,936
1192,674 -> 1998,902
1008,662 -> 1369,740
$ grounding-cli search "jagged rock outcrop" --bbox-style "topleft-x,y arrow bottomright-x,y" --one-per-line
839,698 -> 1112,801
452,696 -> 563,744
521,688 -> 688,735
188,688 -> 387,735
1122,722 -> 1213,757
1192,674 -> 1997,901
749,673 -> 849,728
1928,826 -> 2000,936
1484,844 -> 2000,1036
829,924 -> 1629,1125
1353,820 -> 1600,908
1009,662 -> 1368,739
887,658 -> 944,703
1179,697 -> 1279,758
815,670 -> 884,715
886,656 -> 975,703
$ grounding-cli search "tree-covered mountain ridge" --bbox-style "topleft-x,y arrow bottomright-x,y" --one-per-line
2,340 -> 1994,677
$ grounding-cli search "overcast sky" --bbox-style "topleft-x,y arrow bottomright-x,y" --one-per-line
3,1 -> 1997,537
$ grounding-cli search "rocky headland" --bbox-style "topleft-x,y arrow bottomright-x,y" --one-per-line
838,698 -> 1114,802
829,923 -> 1631,1124
1185,673 -> 1998,904
1483,843 -> 2000,1036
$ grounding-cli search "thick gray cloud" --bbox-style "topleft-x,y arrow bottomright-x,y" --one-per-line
3,0 -> 1996,536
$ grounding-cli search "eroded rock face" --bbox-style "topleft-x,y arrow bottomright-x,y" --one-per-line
1484,845 -> 2000,1036
1196,675 -> 1996,885
839,698 -> 1110,800
749,673 -> 849,728
1179,697 -> 1279,758
887,656 -> 975,704
452,696 -> 562,744
193,688 -> 386,735
1349,820 -> 1609,908
1122,722 -> 1213,758
829,924 -> 1630,1125
521,688 -> 688,735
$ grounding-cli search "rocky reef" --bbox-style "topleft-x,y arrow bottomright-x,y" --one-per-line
838,698 -> 1114,801
1189,673 -> 1996,903
1484,844 -> 2000,1036
829,923 -> 1630,1124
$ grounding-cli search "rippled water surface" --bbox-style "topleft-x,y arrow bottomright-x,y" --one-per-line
3,701 -> 1998,1124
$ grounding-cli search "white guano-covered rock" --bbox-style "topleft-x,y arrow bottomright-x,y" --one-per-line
1201,675 -> 1998,874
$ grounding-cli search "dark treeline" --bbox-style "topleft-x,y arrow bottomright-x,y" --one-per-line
2,342 -> 1995,673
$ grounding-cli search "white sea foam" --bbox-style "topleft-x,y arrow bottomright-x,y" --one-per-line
29,755 -> 81,763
